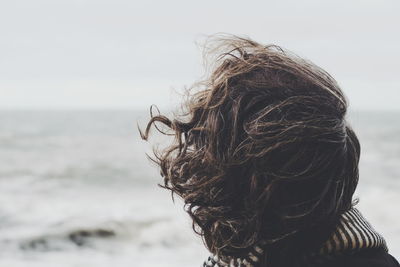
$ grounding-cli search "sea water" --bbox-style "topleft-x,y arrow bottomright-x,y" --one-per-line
0,110 -> 398,267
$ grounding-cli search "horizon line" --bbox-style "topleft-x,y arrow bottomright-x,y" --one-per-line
0,107 -> 399,113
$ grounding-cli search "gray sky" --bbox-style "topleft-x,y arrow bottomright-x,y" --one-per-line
0,0 -> 399,110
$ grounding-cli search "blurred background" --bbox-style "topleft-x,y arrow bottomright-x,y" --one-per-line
0,0 -> 399,266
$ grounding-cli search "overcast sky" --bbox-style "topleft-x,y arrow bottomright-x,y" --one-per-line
0,0 -> 399,110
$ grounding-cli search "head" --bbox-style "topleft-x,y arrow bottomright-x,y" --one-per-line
140,35 -> 360,260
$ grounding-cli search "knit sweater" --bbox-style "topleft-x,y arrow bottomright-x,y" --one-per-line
202,208 -> 394,267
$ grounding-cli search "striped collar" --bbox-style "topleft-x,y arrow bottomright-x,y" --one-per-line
203,208 -> 388,267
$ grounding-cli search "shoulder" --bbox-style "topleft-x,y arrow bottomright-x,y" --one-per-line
312,249 -> 400,267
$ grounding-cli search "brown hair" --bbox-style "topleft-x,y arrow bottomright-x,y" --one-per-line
140,35 -> 360,263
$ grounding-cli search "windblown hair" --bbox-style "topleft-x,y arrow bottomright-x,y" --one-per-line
140,35 -> 360,264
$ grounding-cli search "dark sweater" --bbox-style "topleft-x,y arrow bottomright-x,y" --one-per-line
202,208 -> 399,267
315,248 -> 399,267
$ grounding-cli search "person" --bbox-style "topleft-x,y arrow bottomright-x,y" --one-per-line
140,35 -> 399,267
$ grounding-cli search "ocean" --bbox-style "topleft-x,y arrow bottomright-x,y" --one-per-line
0,110 -> 398,266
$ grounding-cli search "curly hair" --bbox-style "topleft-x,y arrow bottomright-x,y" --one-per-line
139,35 -> 360,263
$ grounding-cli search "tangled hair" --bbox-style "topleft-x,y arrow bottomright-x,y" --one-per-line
140,35 -> 360,263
